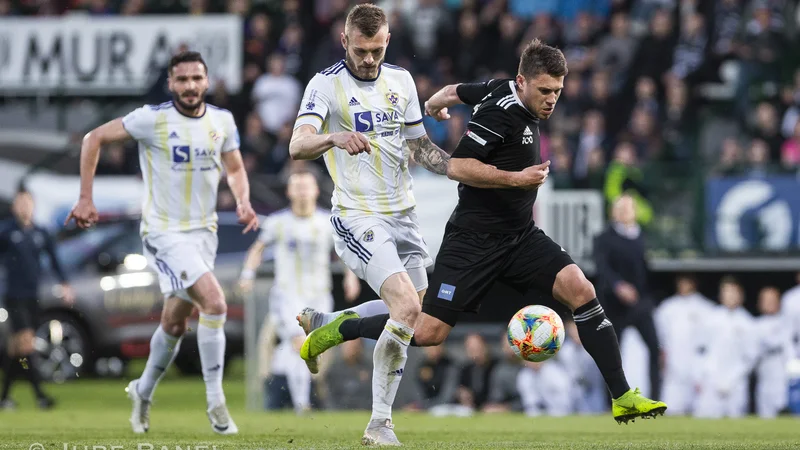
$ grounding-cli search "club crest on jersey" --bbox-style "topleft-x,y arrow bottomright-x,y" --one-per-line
209,131 -> 223,142
363,230 -> 374,242
386,90 -> 399,106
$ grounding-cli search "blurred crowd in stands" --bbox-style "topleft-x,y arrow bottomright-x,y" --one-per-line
3,0 -> 800,221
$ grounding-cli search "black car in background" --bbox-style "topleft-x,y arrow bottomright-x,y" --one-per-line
0,212 -> 264,382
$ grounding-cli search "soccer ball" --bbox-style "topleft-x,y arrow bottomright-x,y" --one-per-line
507,305 -> 565,362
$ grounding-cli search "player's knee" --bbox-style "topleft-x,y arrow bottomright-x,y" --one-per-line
574,279 -> 597,306
162,317 -> 188,337
555,265 -> 596,309
202,297 -> 227,316
393,297 -> 421,328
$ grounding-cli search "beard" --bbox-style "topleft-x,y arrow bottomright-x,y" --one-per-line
172,88 -> 207,113
345,50 -> 383,79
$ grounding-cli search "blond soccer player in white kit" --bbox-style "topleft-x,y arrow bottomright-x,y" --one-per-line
754,286 -> 793,418
238,170 -> 361,413
66,51 -> 259,435
288,4 -> 451,446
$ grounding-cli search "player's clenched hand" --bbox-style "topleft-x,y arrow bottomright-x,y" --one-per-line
65,198 -> 99,229
516,160 -> 550,189
332,131 -> 371,156
237,201 -> 259,234
424,101 -> 451,121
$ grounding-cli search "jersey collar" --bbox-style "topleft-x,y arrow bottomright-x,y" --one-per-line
172,101 -> 207,119
343,59 -> 381,83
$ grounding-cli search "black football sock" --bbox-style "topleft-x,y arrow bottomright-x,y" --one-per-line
20,354 -> 46,399
573,298 -> 630,399
339,314 -> 420,346
1,355 -> 16,401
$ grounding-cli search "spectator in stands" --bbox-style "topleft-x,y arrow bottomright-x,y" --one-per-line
666,11 -> 707,85
755,286 -> 792,418
713,137 -> 744,176
324,339 -> 373,411
455,333 -> 497,412
744,138 -> 776,177
252,53 -> 301,138
780,121 -> 800,170
603,142 -> 653,225
405,344 -> 458,412
593,194 -> 661,400
654,274 -> 716,416
749,102 -> 783,160
558,319 -> 607,414
482,335 -> 523,414
695,276 -> 757,419
594,12 -> 637,93
780,69 -> 800,139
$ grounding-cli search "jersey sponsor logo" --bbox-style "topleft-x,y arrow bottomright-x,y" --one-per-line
354,110 -> 400,133
172,145 -> 191,163
465,130 -> 487,146
354,111 -> 374,132
522,136 -> 534,145
437,283 -> 456,301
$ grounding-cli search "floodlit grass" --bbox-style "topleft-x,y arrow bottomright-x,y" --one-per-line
0,367 -> 798,450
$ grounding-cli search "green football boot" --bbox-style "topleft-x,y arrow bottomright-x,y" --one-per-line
612,388 -> 667,424
298,310 -> 359,374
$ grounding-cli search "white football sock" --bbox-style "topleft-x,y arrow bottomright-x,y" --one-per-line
287,348 -> 312,413
198,312 -> 227,407
138,325 -> 183,400
320,299 -> 388,326
371,319 -> 413,421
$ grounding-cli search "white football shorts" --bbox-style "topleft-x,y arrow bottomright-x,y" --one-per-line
331,211 -> 432,296
141,229 -> 218,302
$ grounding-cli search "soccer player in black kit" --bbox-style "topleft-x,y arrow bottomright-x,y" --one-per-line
300,39 -> 667,424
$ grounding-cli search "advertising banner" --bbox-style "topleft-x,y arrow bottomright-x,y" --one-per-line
0,15 -> 242,96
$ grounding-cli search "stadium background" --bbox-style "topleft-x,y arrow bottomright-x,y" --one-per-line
0,0 -> 799,419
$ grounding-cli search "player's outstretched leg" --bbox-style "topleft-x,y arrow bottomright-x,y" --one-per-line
297,300 -> 387,335
554,265 -> 667,424
126,298 -> 189,433
190,273 -> 238,435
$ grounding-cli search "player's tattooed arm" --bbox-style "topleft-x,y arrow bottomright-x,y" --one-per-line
407,135 -> 450,176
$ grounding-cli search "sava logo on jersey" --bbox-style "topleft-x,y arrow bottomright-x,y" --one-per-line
353,110 -> 400,133
171,146 -> 218,171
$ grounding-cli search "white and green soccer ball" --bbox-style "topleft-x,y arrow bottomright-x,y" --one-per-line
507,305 -> 565,362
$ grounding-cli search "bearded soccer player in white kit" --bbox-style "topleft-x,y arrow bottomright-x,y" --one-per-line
65,51 -> 259,435
288,4 -> 451,445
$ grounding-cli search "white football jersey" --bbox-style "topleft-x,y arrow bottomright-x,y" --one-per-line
258,208 -> 334,297
122,101 -> 240,235
294,60 -> 426,217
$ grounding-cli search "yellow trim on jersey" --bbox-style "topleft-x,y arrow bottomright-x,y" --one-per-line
155,114 -> 171,231
332,77 -> 372,215
358,90 -> 391,213
181,120 -> 193,230
405,122 -> 424,127
141,144 -> 154,234
378,76 -> 413,213
199,115 -> 215,230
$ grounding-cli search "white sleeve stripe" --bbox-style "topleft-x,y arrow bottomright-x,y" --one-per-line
468,121 -> 504,140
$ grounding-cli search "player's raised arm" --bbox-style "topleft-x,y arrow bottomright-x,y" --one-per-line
65,116 -> 134,228
425,79 -> 509,121
447,106 -> 549,190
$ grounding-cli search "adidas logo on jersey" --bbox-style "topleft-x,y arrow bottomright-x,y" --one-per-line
523,126 -> 533,136
349,97 -> 360,106
169,131 -> 179,139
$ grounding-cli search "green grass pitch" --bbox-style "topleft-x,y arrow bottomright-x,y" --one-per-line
0,362 -> 798,449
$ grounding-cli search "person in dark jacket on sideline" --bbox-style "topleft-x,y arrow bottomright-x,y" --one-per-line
593,194 -> 661,401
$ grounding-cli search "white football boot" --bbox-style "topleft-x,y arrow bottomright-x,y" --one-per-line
125,379 -> 150,434
207,402 -> 239,435
361,418 -> 402,446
